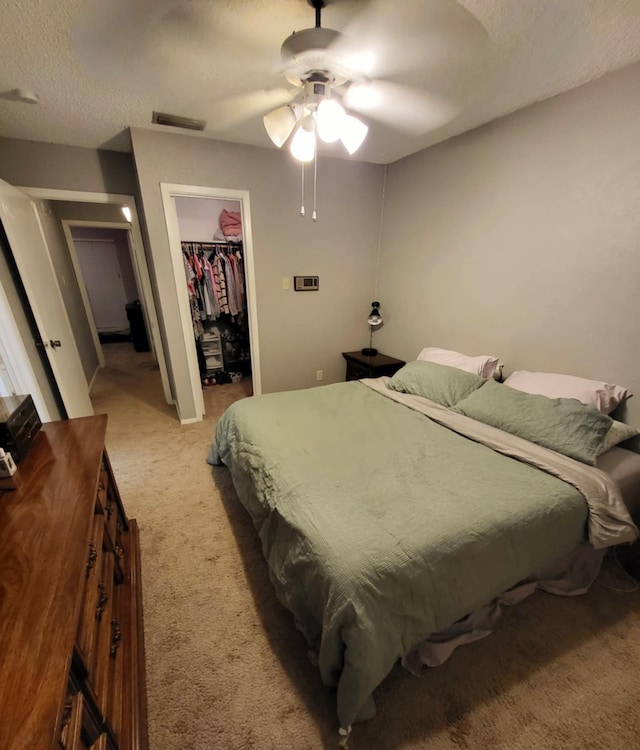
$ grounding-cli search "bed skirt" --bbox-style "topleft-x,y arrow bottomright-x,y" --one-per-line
402,543 -> 604,674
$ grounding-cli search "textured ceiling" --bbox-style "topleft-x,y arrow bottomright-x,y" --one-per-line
1,0 -> 640,164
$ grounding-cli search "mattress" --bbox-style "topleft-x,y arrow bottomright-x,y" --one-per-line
208,378 -> 637,731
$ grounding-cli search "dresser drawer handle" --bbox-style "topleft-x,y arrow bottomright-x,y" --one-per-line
114,544 -> 124,560
110,617 -> 122,657
95,582 -> 108,621
85,541 -> 98,574
105,499 -> 114,519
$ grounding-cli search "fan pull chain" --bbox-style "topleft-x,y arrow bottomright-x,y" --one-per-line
312,135 -> 318,222
300,160 -> 305,217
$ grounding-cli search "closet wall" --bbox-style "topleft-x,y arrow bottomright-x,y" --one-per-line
175,197 -> 251,384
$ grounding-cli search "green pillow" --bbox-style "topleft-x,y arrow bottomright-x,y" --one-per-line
387,360 -> 486,407
453,380 -> 612,465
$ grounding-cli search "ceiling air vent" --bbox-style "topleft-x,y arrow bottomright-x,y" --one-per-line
152,111 -> 207,132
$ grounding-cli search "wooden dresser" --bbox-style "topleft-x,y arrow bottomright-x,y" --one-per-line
0,415 -> 148,750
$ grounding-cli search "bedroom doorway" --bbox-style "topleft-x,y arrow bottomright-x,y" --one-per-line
61,222 -> 153,364
21,187 -> 172,410
160,184 -> 261,420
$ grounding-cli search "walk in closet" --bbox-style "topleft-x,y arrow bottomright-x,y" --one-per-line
176,197 -> 252,390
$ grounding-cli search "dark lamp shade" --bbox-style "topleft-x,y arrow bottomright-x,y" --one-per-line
367,301 -> 382,326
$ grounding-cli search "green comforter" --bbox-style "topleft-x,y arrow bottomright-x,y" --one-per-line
208,380 -> 613,730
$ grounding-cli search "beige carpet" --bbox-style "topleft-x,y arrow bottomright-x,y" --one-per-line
91,344 -> 640,750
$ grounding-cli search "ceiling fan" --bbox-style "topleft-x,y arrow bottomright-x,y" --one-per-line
72,0 -> 489,162
262,0 -> 377,161
257,0 -> 488,162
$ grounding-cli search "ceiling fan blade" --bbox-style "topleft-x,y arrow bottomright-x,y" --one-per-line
330,0 -> 490,81
211,88 -> 299,132
72,0 -> 177,78
343,80 -> 458,135
72,0 -> 277,82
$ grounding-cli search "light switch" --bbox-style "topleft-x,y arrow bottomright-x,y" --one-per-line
282,277 -> 290,290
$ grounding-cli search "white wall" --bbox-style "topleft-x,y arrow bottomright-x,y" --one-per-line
376,61 -> 640,431
131,128 -> 385,421
70,226 -> 139,304
174,197 -> 241,242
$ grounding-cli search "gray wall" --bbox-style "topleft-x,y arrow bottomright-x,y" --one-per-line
376,61 -> 640,429
53,201 -> 126,223
0,138 -> 136,195
0,143 -> 152,402
131,128 -> 385,421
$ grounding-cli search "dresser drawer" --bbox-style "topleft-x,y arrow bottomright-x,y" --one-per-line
346,362 -> 373,380
96,469 -> 109,516
92,550 -> 116,717
77,515 -> 106,669
59,680 -> 104,750
107,582 -> 125,744
59,690 -> 83,750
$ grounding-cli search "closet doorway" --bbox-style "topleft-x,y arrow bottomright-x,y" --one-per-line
161,184 -> 261,419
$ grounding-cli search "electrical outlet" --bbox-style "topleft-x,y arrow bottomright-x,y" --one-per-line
282,276 -> 290,290
316,370 -> 323,381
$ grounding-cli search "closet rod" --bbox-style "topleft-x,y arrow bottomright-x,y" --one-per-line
181,241 -> 242,246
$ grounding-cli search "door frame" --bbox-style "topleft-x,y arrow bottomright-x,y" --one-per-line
160,183 -> 261,420
19,187 -> 172,406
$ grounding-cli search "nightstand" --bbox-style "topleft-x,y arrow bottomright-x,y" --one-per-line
342,351 -> 406,381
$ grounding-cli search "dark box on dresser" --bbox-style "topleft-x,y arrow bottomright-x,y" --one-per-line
0,394 -> 41,463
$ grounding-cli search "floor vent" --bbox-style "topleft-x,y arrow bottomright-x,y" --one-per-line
152,111 -> 207,131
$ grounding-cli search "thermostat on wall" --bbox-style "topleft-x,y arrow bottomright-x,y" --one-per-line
294,276 -> 319,291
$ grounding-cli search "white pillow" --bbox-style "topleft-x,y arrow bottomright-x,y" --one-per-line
597,420 -> 640,456
417,347 -> 501,379
503,370 -> 632,415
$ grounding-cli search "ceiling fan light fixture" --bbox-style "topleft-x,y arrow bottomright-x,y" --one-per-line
301,112 -> 316,132
340,115 -> 368,155
290,124 -> 316,162
344,82 -> 381,111
316,98 -> 346,144
263,105 -> 297,148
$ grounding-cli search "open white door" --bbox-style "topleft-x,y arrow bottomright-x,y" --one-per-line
0,178 -> 93,418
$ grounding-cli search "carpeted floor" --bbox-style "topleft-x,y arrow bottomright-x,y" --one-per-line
92,343 -> 640,750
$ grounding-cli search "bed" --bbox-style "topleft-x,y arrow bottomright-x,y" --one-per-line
207,361 -> 639,739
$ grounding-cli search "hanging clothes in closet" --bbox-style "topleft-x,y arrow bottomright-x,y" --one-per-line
181,241 -> 246,324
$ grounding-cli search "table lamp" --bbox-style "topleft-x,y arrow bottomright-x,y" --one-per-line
362,301 -> 382,356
